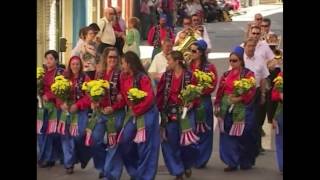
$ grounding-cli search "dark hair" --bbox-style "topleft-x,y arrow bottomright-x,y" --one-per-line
44,50 -> 59,64
191,42 -> 208,69
78,27 -> 87,38
88,23 -> 100,33
169,51 -> 187,69
65,56 -> 84,79
229,52 -> 245,67
98,47 -> 120,77
123,51 -> 148,76
262,18 -> 271,25
191,14 -> 199,18
129,17 -> 140,29
82,27 -> 95,39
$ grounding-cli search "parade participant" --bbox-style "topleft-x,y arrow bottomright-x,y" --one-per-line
118,51 -> 160,180
90,47 -> 126,179
157,51 -> 199,180
38,50 -> 64,168
189,40 -> 218,168
57,56 -> 91,174
214,47 -> 256,171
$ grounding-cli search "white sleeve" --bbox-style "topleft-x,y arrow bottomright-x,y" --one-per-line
148,57 -> 158,73
261,63 -> 270,78
203,27 -> 212,50
175,31 -> 181,44
96,19 -> 105,38
264,45 -> 275,62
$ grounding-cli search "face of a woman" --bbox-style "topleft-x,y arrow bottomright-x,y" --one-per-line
106,50 -> 118,69
190,44 -> 201,60
166,55 -> 178,70
70,59 -> 81,75
86,30 -> 95,41
121,58 -> 130,73
229,54 -> 241,69
45,54 -> 57,69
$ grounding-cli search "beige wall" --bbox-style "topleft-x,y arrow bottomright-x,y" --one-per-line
62,0 -> 73,65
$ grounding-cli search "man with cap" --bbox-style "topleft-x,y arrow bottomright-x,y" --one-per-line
147,14 -> 175,60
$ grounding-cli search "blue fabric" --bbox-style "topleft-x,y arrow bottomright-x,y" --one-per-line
72,0 -> 87,47
103,109 -> 126,180
161,109 -> 199,176
91,114 -> 107,173
232,46 -> 244,59
195,40 -> 208,51
60,110 -> 91,168
38,109 -> 63,164
219,102 -> 257,168
195,96 -> 214,168
118,106 -> 160,180
275,112 -> 283,172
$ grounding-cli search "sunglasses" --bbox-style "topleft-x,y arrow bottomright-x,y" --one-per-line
255,18 -> 262,21
229,59 -> 239,63
252,32 -> 261,35
261,24 -> 269,27
191,49 -> 198,53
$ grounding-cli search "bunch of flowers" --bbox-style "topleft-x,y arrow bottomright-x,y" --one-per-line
193,69 -> 215,89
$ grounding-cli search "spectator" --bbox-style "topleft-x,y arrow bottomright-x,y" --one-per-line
96,8 -> 116,55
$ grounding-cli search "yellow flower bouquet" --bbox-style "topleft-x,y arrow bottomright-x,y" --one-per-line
127,88 -> 148,144
273,74 -> 283,93
127,88 -> 148,104
37,67 -> 45,134
81,79 -> 110,146
50,75 -> 73,135
224,76 -> 255,136
178,84 -> 202,146
193,69 -> 215,90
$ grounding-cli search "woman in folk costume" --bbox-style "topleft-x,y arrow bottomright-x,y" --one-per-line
147,14 -> 174,61
89,47 -> 126,179
214,47 -> 257,171
56,56 -> 91,174
156,51 -> 200,180
271,72 -> 283,173
37,50 -> 64,168
117,51 -> 160,180
188,40 -> 218,168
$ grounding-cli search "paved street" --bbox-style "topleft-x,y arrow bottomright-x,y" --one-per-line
37,4 -> 283,180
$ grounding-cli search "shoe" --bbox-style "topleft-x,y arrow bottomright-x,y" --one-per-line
184,169 -> 192,178
98,172 -> 105,179
38,161 -> 55,168
66,167 -> 74,174
224,166 -> 237,172
80,162 -> 88,169
175,174 -> 184,180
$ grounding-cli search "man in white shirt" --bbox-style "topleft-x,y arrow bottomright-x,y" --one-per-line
243,37 -> 270,155
148,39 -> 173,84
96,8 -> 116,55
191,14 -> 212,51
248,25 -> 275,67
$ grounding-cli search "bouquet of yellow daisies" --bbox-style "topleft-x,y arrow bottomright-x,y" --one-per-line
223,76 -> 255,136
37,67 -> 45,134
193,69 -> 215,90
82,79 -> 110,146
127,88 -> 148,104
178,84 -> 202,146
273,73 -> 283,93
50,75 -> 73,135
126,88 -> 148,144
